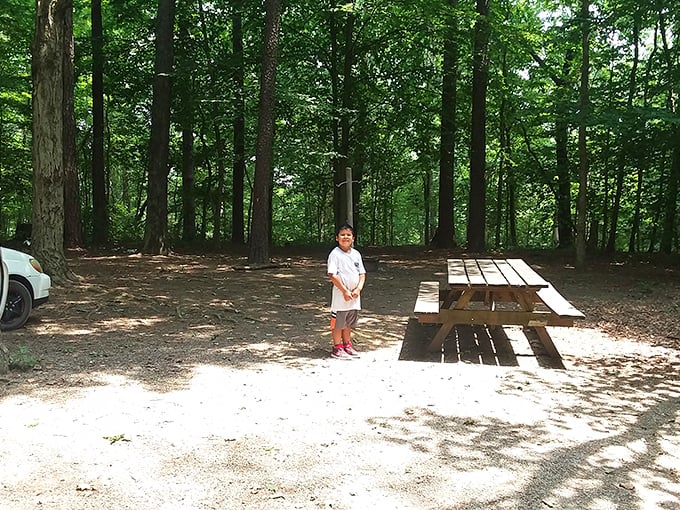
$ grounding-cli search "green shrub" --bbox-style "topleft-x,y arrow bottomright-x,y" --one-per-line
9,345 -> 37,371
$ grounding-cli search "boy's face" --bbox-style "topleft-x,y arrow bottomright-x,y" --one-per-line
336,228 -> 354,251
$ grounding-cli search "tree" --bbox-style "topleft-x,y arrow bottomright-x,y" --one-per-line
142,0 -> 175,254
31,0 -> 71,283
329,1 -> 356,230
91,0 -> 108,245
232,0 -> 246,245
176,11 -> 196,243
432,0 -> 458,249
196,0 -> 228,243
658,4 -> 679,254
467,0 -> 490,252
248,0 -> 282,265
3,0 -> 680,254
62,0 -> 82,248
575,0 -> 590,267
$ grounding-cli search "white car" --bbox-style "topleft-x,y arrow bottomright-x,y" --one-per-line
0,246 -> 51,331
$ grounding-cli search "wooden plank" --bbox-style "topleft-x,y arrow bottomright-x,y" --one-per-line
537,284 -> 585,319
464,259 -> 487,286
476,259 -> 508,286
431,308 -> 554,326
494,259 -> 525,287
415,308 -> 573,327
447,259 -> 469,286
413,281 -> 440,315
505,258 -> 549,288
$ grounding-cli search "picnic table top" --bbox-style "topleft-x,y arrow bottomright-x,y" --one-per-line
447,258 -> 549,289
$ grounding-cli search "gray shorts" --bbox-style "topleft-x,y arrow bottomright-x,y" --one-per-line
330,310 -> 358,329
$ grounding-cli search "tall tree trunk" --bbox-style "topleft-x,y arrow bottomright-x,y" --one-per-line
607,14 -> 640,254
181,126 -> 196,242
211,128 -> 226,242
629,166 -> 643,252
196,0 -> 227,243
424,167 -> 432,243
248,0 -> 281,265
143,0 -> 175,255
575,0 -> 590,267
176,16 -> 196,243
433,0 -> 458,249
658,6 -> 679,254
331,6 -> 355,227
232,0 -> 246,245
32,0 -> 70,283
91,0 -> 107,245
62,0 -> 82,248
496,36 -> 511,248
554,51 -> 574,250
342,14 -> 357,230
467,0 -> 490,252
329,0 -> 342,228
529,48 -> 575,249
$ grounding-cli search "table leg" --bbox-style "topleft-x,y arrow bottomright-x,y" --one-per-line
528,325 -> 562,360
428,321 -> 456,352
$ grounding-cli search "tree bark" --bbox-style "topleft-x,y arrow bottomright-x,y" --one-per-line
575,0 -> 590,268
232,0 -> 246,245
555,49 -> 576,249
467,0 -> 490,252
181,125 -> 196,242
31,0 -> 71,283
196,0 -> 227,243
332,7 -> 355,230
91,0 -> 108,245
143,0 -> 175,255
529,48 -> 575,249
608,14 -> 640,254
176,12 -> 196,243
248,0 -> 281,265
62,0 -> 82,248
433,0 -> 458,249
658,6 -> 679,254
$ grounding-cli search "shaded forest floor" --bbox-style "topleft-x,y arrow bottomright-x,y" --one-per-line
0,246 -> 679,509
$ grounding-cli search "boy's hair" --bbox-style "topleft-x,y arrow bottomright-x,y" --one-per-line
336,223 -> 355,236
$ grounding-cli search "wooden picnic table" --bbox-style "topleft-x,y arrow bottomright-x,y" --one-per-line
414,258 -> 584,358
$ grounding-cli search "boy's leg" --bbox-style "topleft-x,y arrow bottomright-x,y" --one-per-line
332,328 -> 344,348
330,314 -> 352,359
341,327 -> 360,356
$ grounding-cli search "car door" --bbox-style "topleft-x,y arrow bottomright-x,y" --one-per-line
0,245 -> 7,315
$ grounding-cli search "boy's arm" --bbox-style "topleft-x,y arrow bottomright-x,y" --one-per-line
350,273 -> 366,299
329,273 -> 353,301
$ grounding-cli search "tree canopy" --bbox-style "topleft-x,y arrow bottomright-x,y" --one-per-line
1,0 -> 679,257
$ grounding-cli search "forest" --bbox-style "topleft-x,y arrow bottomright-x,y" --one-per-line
1,0 -> 679,275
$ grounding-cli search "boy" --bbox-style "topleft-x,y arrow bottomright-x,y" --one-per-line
327,223 -> 366,359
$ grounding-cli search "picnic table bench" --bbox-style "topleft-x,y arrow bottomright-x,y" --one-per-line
414,258 -> 584,358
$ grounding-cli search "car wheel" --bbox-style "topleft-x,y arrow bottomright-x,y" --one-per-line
1,280 -> 33,331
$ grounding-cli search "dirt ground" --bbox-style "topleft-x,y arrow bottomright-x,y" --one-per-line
0,247 -> 679,510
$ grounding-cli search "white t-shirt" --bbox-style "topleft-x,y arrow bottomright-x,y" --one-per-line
327,246 -> 366,312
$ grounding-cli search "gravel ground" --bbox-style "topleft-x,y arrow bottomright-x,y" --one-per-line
0,249 -> 679,509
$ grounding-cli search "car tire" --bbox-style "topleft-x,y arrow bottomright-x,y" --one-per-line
1,280 -> 33,331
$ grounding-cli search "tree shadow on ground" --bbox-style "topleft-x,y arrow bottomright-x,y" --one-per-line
367,357 -> 680,509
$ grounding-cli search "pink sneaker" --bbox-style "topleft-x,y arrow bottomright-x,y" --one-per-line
331,347 -> 353,359
343,343 -> 360,357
